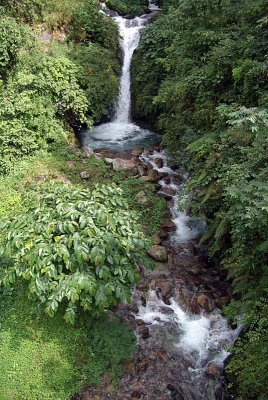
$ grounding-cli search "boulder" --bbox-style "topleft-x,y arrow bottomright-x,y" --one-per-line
157,281 -> 174,299
104,158 -> 114,165
112,158 -> 138,176
206,361 -> 222,378
139,169 -> 161,183
148,245 -> 168,262
197,294 -> 215,312
80,171 -> 90,179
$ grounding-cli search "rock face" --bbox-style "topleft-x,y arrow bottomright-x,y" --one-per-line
148,245 -> 168,262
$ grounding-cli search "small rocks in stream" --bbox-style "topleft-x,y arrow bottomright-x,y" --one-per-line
79,171 -> 90,179
197,293 -> 216,312
158,187 -> 176,199
147,245 -> 168,262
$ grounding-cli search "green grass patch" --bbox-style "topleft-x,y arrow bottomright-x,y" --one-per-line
0,287 -> 135,400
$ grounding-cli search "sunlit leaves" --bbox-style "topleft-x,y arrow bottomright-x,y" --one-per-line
0,183 -> 146,323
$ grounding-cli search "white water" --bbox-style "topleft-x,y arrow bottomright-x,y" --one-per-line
81,10 -> 161,151
138,150 -> 241,384
114,17 -> 145,122
141,150 -> 200,244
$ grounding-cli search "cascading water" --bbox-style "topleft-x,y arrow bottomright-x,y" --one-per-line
79,11 -> 161,151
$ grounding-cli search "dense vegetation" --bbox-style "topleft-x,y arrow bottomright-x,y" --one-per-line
132,1 -> 268,398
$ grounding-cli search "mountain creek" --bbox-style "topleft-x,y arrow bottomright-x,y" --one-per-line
72,3 -> 241,398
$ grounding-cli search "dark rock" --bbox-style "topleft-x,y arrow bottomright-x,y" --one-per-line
158,187 -> 176,199
154,158 -> 164,168
197,294 -> 216,312
137,325 -> 150,339
161,220 -> 176,232
206,361 -> 222,378
157,281 -> 174,299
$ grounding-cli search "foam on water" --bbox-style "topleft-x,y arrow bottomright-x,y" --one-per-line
136,290 -> 240,371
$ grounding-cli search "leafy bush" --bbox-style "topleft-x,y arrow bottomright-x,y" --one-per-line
0,183 -> 146,323
0,17 -> 33,79
70,43 -> 120,122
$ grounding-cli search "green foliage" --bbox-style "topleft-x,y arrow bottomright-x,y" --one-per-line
0,183 -> 146,323
106,0 -> 148,16
69,0 -> 119,53
0,0 -> 44,23
0,17 -> 33,79
225,299 -> 268,400
70,43 -> 120,122
133,1 -> 268,397
0,287 -> 135,399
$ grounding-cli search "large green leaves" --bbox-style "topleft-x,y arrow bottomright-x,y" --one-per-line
0,183 -> 147,322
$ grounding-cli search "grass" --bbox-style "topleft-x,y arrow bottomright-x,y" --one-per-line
0,287 -> 135,400
0,145 -> 166,399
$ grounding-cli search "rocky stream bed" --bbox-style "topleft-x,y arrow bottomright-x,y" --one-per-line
72,145 -> 239,400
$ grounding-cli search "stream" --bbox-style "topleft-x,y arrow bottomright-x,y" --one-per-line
77,3 -> 240,399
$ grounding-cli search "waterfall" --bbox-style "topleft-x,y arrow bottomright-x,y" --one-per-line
80,9 -> 161,151
114,17 -> 146,123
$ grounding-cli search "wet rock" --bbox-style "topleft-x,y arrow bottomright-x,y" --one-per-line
158,187 -> 176,199
157,281 -> 174,299
137,325 -> 150,339
136,191 -> 149,205
80,171 -> 90,179
81,145 -> 94,158
197,294 -> 216,312
153,183 -> 162,191
206,361 -> 222,378
148,245 -> 168,262
161,220 -> 177,232
154,158 -> 164,168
